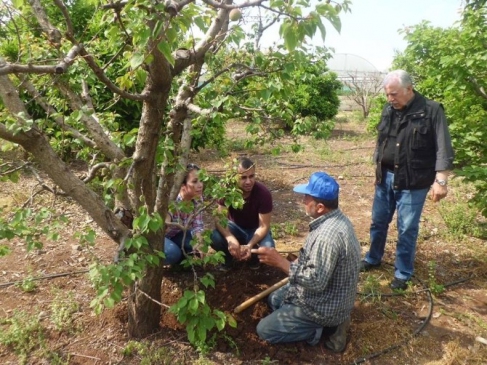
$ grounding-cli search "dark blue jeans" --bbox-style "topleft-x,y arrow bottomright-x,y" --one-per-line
365,170 -> 429,280
210,221 -> 275,265
256,285 -> 337,345
164,230 -> 194,265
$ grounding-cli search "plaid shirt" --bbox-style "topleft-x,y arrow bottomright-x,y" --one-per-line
286,208 -> 361,326
165,195 -> 204,238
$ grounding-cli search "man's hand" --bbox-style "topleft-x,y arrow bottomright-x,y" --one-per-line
251,247 -> 290,274
240,244 -> 252,261
431,182 -> 448,202
227,237 -> 242,260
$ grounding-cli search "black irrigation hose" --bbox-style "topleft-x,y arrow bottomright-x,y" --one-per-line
349,262 -> 472,365
0,269 -> 89,288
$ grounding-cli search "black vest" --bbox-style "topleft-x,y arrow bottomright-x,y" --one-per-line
374,92 -> 442,190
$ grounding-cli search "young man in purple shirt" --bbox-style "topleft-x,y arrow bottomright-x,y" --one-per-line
211,157 -> 275,271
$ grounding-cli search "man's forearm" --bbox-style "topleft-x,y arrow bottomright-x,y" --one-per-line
248,226 -> 269,247
215,222 -> 233,240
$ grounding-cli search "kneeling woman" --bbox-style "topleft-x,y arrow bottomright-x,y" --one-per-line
164,164 -> 204,265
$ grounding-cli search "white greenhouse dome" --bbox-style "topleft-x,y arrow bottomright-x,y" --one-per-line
327,53 -> 383,78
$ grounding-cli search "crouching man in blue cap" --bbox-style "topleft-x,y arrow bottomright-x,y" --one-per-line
251,172 -> 361,352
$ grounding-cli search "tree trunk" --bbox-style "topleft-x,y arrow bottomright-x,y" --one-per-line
127,261 -> 165,337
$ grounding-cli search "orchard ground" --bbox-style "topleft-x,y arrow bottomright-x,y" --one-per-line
1,113 -> 487,364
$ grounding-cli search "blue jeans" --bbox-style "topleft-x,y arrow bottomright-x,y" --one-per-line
365,170 -> 429,280
210,221 -> 275,265
256,285 -> 337,345
164,230 -> 194,265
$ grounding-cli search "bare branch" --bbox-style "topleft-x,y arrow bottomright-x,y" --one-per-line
200,0 -> 266,10
0,161 -> 31,177
186,103 -> 211,115
260,4 -> 303,22
468,76 -> 487,100
55,45 -> 82,74
0,63 -> 65,76
173,7 -> 230,75
66,42 -> 147,102
135,284 -> 170,308
53,0 -> 74,37
28,0 -> 62,47
342,71 -> 384,118
55,81 -> 127,161
254,8 -> 279,49
81,162 -> 113,183
19,77 -> 97,148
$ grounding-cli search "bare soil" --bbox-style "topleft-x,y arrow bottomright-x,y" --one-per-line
1,116 -> 487,365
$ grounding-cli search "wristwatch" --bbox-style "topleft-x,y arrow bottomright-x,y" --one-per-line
435,179 -> 447,186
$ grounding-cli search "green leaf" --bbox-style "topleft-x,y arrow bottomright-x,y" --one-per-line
104,296 -> 115,308
157,41 -> 175,66
130,53 -> 145,69
189,298 -> 199,312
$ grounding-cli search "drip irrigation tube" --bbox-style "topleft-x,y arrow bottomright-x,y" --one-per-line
350,262 -> 472,364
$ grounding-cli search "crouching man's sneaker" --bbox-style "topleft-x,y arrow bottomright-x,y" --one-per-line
324,317 -> 350,353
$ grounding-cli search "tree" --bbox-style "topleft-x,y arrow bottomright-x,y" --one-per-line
0,0 -> 352,339
393,5 -> 487,217
288,61 -> 342,137
341,71 -> 384,119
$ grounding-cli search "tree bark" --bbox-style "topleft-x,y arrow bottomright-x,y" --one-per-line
127,234 -> 165,337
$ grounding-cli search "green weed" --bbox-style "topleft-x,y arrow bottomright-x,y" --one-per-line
439,199 -> 483,240
427,261 -> 445,296
220,333 -> 240,356
16,275 -> 37,292
50,290 -> 80,333
272,222 -> 299,239
123,340 -> 175,364
261,356 -> 278,364
359,274 -> 382,303
0,310 -> 45,364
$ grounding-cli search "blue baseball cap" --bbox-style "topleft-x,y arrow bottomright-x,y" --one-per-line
293,172 -> 339,200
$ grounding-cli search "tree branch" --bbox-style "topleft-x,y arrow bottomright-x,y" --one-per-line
186,103 -> 211,116
53,0 -> 74,37
200,0 -> 265,10
18,77 -> 97,148
55,45 -> 82,73
28,0 -> 62,48
468,76 -> 487,100
0,63 -> 66,76
55,80 -> 127,161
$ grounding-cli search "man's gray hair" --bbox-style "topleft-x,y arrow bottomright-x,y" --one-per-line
383,70 -> 413,88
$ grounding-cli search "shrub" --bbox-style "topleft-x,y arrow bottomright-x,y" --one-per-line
288,66 -> 341,122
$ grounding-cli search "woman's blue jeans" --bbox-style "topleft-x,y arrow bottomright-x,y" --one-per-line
164,230 -> 194,265
256,285 -> 336,345
210,221 -> 275,265
365,170 -> 429,280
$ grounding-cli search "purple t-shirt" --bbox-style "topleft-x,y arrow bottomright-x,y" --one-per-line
220,181 -> 273,229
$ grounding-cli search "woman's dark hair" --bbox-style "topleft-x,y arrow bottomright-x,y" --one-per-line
183,163 -> 200,184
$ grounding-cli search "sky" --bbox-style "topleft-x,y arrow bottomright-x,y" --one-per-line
314,0 -> 464,71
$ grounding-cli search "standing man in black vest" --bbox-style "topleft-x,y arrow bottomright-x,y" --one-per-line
361,70 -> 454,290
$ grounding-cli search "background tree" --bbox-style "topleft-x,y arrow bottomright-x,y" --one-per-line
392,5 -> 487,216
341,71 -> 384,119
287,60 -> 342,139
0,0 -> 351,339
